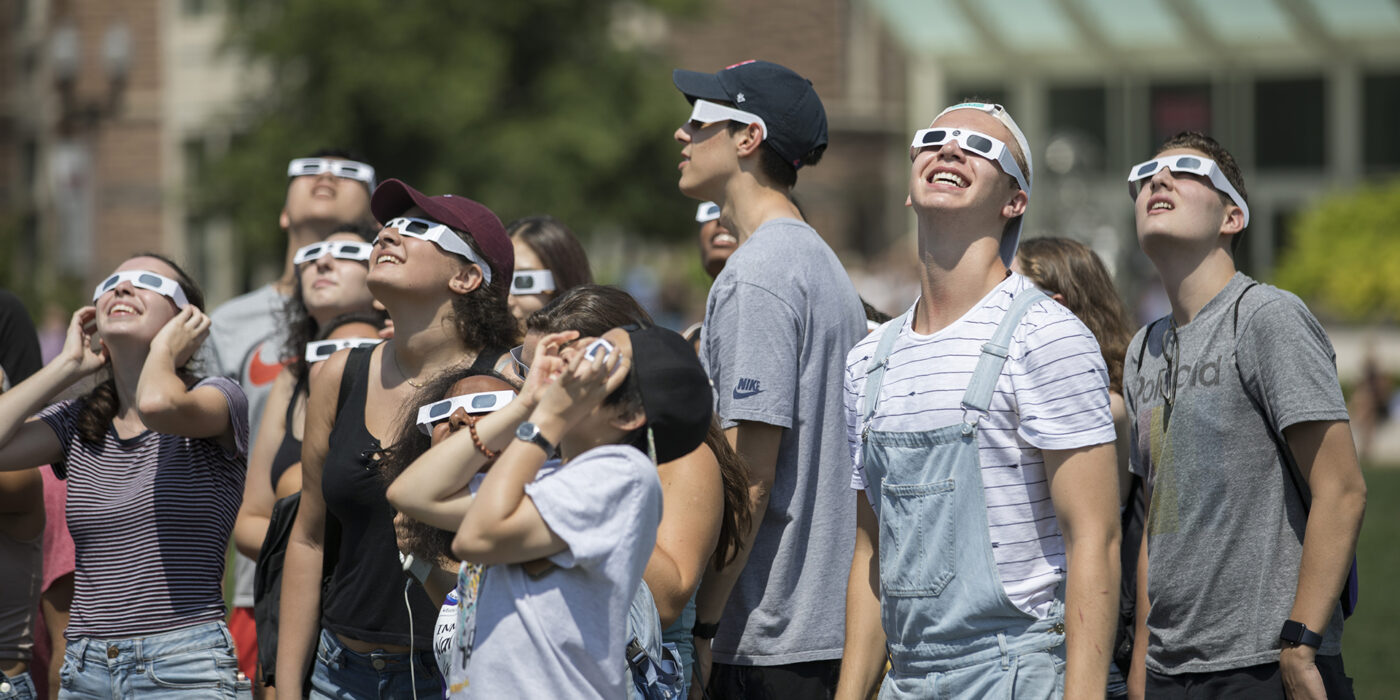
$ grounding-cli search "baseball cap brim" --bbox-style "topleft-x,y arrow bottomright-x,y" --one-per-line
672,69 -> 731,104
371,178 -> 440,226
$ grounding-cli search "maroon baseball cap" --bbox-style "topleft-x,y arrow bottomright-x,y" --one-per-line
370,178 -> 514,291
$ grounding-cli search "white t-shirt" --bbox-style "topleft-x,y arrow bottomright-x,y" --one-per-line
462,445 -> 663,699
843,273 -> 1116,617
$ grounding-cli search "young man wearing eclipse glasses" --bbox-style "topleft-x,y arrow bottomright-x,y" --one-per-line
200,147 -> 377,687
672,59 -> 866,699
1122,132 -> 1364,700
838,102 -> 1120,699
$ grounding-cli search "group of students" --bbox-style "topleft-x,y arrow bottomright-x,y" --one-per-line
0,56 -> 1368,700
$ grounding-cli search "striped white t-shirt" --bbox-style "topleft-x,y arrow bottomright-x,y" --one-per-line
843,274 -> 1115,617
38,377 -> 248,639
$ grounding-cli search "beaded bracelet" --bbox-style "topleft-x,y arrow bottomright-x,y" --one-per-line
468,418 -> 500,460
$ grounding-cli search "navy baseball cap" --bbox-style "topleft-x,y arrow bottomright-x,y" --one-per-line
673,60 -> 828,170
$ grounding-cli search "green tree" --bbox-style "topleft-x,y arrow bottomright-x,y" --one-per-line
1274,177 -> 1400,322
200,0 -> 702,288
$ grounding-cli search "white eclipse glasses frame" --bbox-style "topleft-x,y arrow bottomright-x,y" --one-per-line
92,270 -> 189,309
416,390 -> 516,435
381,217 -> 494,285
510,270 -> 556,295
1126,155 -> 1251,227
909,127 -> 1029,193
695,202 -> 721,223
286,158 -> 377,188
689,100 -> 767,141
304,337 -> 381,364
293,240 -> 374,266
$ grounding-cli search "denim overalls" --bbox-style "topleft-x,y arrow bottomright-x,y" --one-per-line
861,288 -> 1066,699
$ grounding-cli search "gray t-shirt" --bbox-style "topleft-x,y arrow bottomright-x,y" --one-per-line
1124,272 -> 1349,674
203,283 -> 287,608
699,217 -> 866,665
464,445 -> 662,699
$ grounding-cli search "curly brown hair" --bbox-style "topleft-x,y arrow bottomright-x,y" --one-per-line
1016,238 -> 1134,395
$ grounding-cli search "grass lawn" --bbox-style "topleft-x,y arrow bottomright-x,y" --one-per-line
1347,467 -> 1400,699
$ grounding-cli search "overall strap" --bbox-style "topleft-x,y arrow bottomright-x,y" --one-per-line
959,288 -> 1049,425
861,311 -> 911,428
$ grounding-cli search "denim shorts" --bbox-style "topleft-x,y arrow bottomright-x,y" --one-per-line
309,628 -> 441,700
57,620 -> 251,699
0,670 -> 38,700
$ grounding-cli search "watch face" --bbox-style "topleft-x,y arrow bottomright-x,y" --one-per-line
516,422 -> 537,441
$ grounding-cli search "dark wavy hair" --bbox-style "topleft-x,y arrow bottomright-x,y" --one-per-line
506,216 -> 594,293
524,284 -> 751,567
1016,237 -> 1134,395
375,366 -> 514,565
278,223 -> 382,382
75,253 -> 206,445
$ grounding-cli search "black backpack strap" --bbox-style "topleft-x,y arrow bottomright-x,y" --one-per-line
1137,317 -> 1166,369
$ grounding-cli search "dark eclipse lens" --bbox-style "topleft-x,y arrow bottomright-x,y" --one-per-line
1176,156 -> 1202,170
1136,162 -> 1158,178
966,135 -> 993,154
429,402 -> 451,419
138,274 -> 163,287
922,130 -> 946,145
471,394 -> 497,409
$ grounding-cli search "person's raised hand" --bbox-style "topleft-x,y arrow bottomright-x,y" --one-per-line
533,335 -> 630,428
152,306 -> 212,368
60,307 -> 108,376
516,331 -> 577,410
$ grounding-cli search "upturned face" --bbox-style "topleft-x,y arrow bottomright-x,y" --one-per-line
283,158 -> 373,230
94,256 -> 186,342
429,374 -> 517,454
1134,147 -> 1241,252
300,232 -> 375,324
908,109 -> 1026,227
507,239 -> 553,326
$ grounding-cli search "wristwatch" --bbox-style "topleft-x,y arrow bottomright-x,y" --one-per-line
515,421 -> 556,454
1280,619 -> 1323,649
692,621 -> 720,640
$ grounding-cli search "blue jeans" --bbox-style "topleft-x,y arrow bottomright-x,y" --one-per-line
57,620 -> 251,699
309,629 -> 441,699
0,670 -> 38,700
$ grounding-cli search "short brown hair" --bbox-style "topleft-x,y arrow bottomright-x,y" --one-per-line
1156,131 -> 1249,252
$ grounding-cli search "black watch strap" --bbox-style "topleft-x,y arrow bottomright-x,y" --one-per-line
692,621 -> 720,640
1280,619 -> 1323,649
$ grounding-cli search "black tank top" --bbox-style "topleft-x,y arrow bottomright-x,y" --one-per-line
319,346 -> 437,646
268,375 -> 306,491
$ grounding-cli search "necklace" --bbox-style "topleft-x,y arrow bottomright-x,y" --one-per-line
390,345 -> 427,389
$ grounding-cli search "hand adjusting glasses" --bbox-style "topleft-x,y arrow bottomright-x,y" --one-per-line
293,240 -> 374,266
416,391 -> 515,435
286,158 -> 377,189
380,217 -> 494,285
909,127 -> 1029,193
92,271 -> 189,309
1126,155 -> 1250,227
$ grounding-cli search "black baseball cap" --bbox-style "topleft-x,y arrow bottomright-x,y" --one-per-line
673,60 -> 828,170
626,324 -> 712,464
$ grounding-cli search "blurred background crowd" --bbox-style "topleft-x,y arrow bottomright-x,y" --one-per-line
0,0 -> 1399,695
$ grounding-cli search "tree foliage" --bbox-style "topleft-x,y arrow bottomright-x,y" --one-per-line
200,0 -> 702,285
1274,177 -> 1400,322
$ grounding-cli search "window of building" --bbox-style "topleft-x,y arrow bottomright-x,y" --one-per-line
1254,77 -> 1325,169
1048,85 -> 1107,173
1364,72 -> 1400,171
1149,83 -> 1211,153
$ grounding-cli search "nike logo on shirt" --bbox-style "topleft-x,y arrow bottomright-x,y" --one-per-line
733,378 -> 763,399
